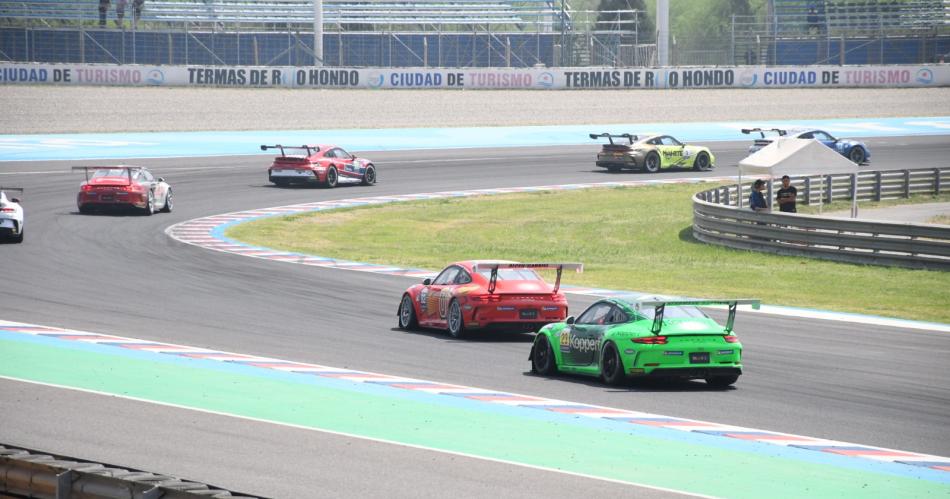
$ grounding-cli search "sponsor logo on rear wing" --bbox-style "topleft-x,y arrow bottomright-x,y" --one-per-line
473,262 -> 583,294
636,299 -> 761,335
260,144 -> 320,157
589,133 -> 638,145
741,128 -> 787,139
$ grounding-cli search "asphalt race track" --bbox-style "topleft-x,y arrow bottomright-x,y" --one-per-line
1,136 -> 949,497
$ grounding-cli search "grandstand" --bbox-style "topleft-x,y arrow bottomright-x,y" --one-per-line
0,0 -> 649,66
769,0 -> 948,35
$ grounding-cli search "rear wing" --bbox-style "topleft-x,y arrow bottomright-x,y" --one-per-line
260,144 -> 320,157
72,166 -> 139,183
589,133 -> 638,145
472,262 -> 584,294
636,299 -> 761,335
0,187 -> 23,203
741,128 -> 787,139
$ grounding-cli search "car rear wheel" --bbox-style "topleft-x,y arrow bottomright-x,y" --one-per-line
693,152 -> 710,171
601,342 -> 625,385
160,189 -> 173,213
398,294 -> 418,330
531,335 -> 557,375
706,375 -> 739,388
362,165 -> 377,186
644,152 -> 661,173
446,299 -> 466,338
142,192 -> 154,216
12,227 -> 23,243
848,147 -> 866,164
325,167 -> 338,188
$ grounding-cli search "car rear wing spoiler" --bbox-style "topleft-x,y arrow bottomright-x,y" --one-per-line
636,299 -> 761,334
473,262 -> 583,294
589,133 -> 637,145
0,187 -> 24,203
741,128 -> 787,139
71,166 -> 138,183
260,144 -> 320,157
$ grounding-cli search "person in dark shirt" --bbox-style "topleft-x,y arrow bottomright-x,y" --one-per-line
749,179 -> 769,212
776,175 -> 797,213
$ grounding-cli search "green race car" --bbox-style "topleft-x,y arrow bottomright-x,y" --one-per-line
590,133 -> 715,173
529,296 -> 760,387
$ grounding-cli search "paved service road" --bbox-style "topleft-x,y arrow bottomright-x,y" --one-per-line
1,137 -> 949,497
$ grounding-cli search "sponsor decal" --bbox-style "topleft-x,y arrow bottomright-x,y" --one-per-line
536,72 -> 554,88
367,71 -> 385,88
294,69 -> 359,87
559,331 -> 598,352
738,69 -> 758,87
418,288 -> 429,314
438,288 -> 452,318
146,68 -> 164,85
558,331 -> 570,352
916,68 -> 934,84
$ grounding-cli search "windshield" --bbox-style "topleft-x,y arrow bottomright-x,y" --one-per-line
476,268 -> 542,281
90,168 -> 132,178
636,305 -> 708,320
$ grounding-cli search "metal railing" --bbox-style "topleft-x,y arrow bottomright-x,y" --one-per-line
692,168 -> 950,270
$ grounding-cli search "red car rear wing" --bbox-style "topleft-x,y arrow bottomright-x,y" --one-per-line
260,144 -> 320,157
71,166 -> 140,183
472,262 -> 584,294
589,133 -> 638,145
636,299 -> 761,335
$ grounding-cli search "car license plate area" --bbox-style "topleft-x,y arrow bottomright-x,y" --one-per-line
0,219 -> 14,229
101,196 -> 114,202
519,309 -> 538,320
689,352 -> 709,364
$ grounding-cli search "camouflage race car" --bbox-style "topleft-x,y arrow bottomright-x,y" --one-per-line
529,296 -> 760,387
590,133 -> 715,173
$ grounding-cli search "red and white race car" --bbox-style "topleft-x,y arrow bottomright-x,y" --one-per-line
397,261 -> 583,338
262,144 -> 377,188
74,166 -> 173,215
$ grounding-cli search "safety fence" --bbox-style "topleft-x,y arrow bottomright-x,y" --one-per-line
0,444 -> 259,498
692,168 -> 950,270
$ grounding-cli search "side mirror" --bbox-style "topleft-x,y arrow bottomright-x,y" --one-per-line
10,198 -> 20,204
157,177 -> 164,182
260,145 -> 267,151
565,316 -> 575,325
422,278 -> 432,285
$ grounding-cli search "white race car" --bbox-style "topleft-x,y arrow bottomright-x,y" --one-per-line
0,187 -> 25,243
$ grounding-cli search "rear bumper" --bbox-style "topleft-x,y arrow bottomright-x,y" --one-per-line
269,170 -> 323,184
630,366 -> 742,379
465,321 -> 551,333
596,158 -> 640,169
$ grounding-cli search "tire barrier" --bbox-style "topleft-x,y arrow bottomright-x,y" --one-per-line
0,444 -> 262,499
693,168 -> 950,270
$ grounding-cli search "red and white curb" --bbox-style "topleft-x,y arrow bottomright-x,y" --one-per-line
2,318 -> 948,473
165,178 -> 950,332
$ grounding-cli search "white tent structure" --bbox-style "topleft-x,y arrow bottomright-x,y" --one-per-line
738,138 -> 860,215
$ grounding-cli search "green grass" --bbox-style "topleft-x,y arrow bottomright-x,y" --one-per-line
227,184 -> 950,324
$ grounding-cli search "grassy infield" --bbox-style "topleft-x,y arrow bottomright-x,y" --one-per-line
227,184 -> 950,324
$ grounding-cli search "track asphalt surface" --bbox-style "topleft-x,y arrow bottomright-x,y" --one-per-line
1,129 -> 949,497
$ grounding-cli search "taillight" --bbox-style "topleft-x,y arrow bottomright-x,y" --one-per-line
122,184 -> 139,192
723,335 -> 740,343
632,336 -> 668,345
81,184 -> 93,191
0,207 -> 13,212
469,294 -> 502,303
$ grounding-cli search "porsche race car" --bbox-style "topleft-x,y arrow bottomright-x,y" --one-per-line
530,296 -> 760,387
397,261 -> 583,338
742,127 -> 870,164
75,166 -> 173,215
262,144 -> 376,188
0,187 -> 25,243
591,133 -> 715,173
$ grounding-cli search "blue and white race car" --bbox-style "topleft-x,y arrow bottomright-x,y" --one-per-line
0,187 -> 25,243
742,128 -> 870,165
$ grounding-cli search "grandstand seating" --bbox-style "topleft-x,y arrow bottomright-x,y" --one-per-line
770,0 -> 948,34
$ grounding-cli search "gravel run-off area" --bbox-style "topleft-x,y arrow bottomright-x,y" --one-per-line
1,86 -> 949,134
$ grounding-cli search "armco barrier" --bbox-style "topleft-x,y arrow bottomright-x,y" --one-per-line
693,168 -> 950,270
0,444 -> 261,499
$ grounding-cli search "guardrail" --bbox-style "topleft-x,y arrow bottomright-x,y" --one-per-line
0,444 -> 260,498
693,168 -> 950,270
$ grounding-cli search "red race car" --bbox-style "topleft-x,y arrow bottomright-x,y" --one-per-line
397,261 -> 583,338
74,166 -> 173,215
261,144 -> 377,188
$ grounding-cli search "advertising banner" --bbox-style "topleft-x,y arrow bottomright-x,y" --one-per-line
1,63 -> 948,89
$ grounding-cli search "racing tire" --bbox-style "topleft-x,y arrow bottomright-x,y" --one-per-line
601,342 -> 625,385
272,178 -> 289,187
848,147 -> 866,164
531,335 -> 557,375
644,152 -> 661,173
160,189 -> 173,213
446,299 -> 466,339
398,294 -> 418,330
607,166 -> 621,173
706,375 -> 739,388
361,165 -> 377,186
693,152 -> 711,171
78,204 -> 90,214
325,167 -> 338,188
142,192 -> 154,216
12,228 -> 23,244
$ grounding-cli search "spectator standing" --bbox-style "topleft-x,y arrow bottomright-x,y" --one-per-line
776,175 -> 798,213
749,179 -> 769,212
115,0 -> 128,27
98,0 -> 110,27
806,6 -> 820,34
132,0 -> 145,27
